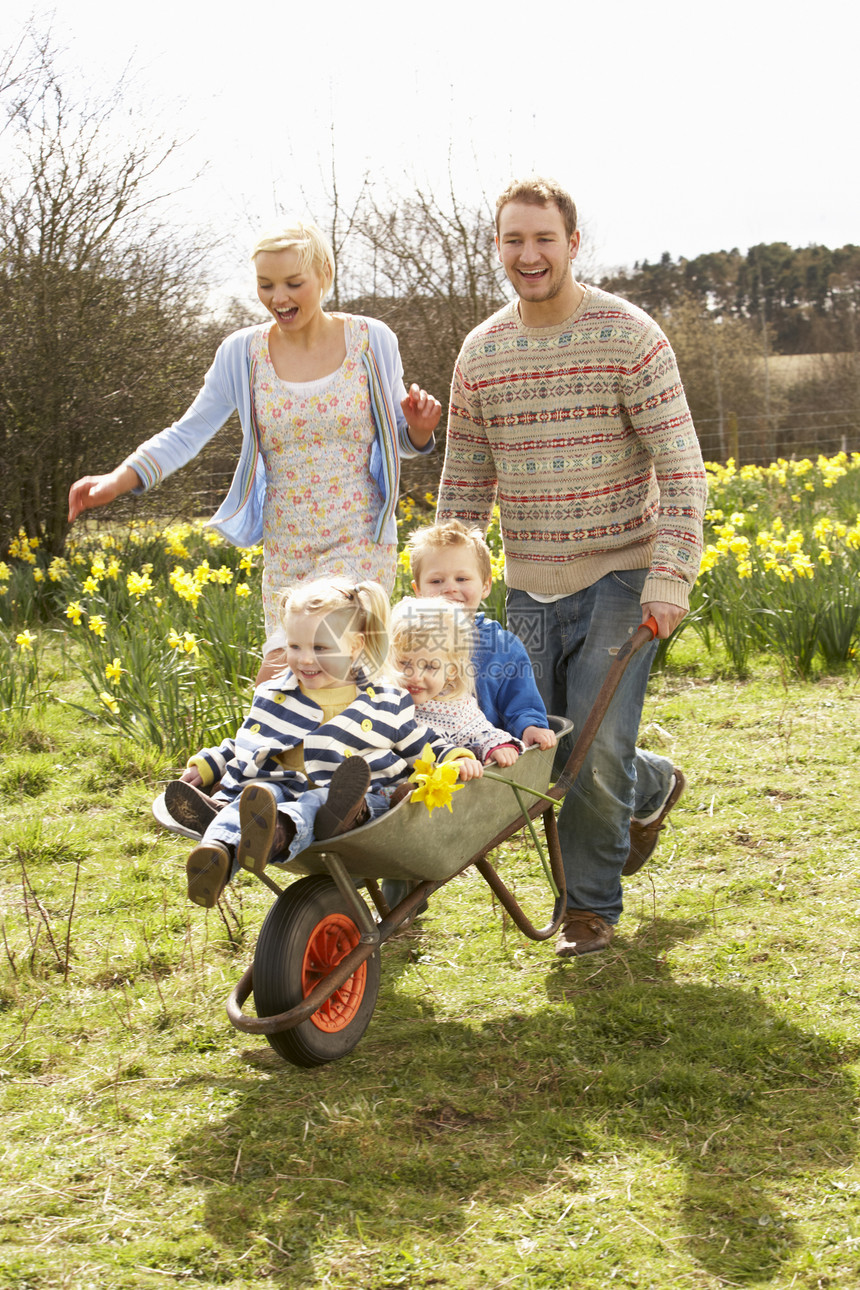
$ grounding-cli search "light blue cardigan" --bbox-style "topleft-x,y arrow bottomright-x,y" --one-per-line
125,317 -> 433,548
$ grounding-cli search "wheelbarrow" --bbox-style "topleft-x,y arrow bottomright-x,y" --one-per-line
154,618 -> 658,1068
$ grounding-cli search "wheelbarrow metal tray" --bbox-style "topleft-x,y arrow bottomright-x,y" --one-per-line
272,717 -> 572,884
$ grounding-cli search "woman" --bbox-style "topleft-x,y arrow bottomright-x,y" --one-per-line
68,220 -> 441,678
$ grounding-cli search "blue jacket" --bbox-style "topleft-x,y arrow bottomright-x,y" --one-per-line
125,317 -> 433,548
190,671 -> 470,797
472,613 -> 549,739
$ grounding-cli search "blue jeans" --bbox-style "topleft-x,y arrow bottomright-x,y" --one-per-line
204,784 -> 389,881
506,571 -> 673,925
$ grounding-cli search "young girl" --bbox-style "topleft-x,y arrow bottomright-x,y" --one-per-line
378,597 -> 523,918
167,577 -> 482,908
389,597 -> 523,767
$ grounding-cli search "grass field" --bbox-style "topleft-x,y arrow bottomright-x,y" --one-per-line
1,640 -> 859,1289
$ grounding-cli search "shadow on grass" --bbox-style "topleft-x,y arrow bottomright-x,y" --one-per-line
171,915 -> 858,1287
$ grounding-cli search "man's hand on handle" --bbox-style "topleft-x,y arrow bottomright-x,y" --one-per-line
641,602 -> 687,639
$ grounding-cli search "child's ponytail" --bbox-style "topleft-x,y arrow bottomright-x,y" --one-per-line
351,581 -> 391,677
278,576 -> 391,680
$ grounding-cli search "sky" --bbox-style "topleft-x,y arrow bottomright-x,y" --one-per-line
3,1 -> 858,308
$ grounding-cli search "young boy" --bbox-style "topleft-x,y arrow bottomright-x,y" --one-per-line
407,519 -> 557,752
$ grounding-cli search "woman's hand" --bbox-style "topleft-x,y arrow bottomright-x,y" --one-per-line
401,384 -> 441,447
68,465 -> 140,522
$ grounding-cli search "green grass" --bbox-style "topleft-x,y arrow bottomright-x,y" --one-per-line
1,651 -> 859,1289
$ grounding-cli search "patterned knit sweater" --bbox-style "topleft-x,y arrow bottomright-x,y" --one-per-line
414,694 -> 523,764
437,289 -> 708,608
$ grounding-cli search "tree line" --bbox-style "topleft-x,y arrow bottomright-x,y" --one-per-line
2,28 -> 858,555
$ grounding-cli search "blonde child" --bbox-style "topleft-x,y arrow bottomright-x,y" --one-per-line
381,596 -> 522,916
167,576 -> 481,908
389,597 -> 523,767
407,520 -> 556,751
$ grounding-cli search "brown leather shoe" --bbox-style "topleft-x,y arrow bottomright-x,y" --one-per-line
623,767 -> 687,876
165,780 -> 220,835
314,757 -> 372,840
186,843 -> 231,908
555,910 -> 614,958
237,784 -> 294,876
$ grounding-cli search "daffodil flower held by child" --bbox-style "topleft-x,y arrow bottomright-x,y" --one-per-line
164,576 -> 480,909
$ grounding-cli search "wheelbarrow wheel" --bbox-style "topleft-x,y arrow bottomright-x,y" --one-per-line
253,874 -> 380,1068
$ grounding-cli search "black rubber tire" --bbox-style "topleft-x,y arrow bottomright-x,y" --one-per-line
253,875 -> 380,1068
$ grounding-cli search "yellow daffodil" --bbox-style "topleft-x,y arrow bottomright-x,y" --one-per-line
65,601 -> 84,625
168,628 -> 200,655
235,582 -> 251,598
105,657 -> 123,685
408,745 -> 464,815
127,570 -> 154,599
99,691 -> 120,714
16,630 -> 35,652
88,614 -> 107,638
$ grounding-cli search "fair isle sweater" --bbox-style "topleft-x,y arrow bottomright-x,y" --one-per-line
437,289 -> 708,608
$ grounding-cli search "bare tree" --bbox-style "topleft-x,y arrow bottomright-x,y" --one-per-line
343,179 -> 508,496
0,28 -> 221,553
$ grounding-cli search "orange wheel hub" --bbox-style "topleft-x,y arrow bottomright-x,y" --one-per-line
301,913 -> 367,1033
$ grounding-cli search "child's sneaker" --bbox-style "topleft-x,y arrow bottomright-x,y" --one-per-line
186,843 -> 231,907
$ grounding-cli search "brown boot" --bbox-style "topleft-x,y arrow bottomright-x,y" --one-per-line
186,843 -> 232,908
314,757 -> 372,841
555,910 -> 614,958
237,784 -> 294,876
623,768 -> 687,876
165,780 -> 220,835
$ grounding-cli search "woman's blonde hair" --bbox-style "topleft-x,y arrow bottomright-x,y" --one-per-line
251,219 -> 336,295
389,597 -> 475,699
279,577 -> 390,678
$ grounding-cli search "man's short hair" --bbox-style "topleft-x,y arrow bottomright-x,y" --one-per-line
408,519 -> 492,586
495,177 -> 578,241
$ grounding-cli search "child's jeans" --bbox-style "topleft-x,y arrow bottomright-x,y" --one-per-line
203,784 -> 389,881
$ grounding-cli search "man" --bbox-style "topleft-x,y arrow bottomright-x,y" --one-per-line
437,176 -> 707,957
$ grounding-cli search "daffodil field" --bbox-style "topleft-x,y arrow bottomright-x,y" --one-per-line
2,452 -> 858,757
693,451 -> 860,677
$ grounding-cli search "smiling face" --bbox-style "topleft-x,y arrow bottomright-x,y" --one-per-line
496,199 -> 581,316
391,646 -> 452,705
412,545 -> 491,613
255,248 -> 327,335
283,609 -> 364,690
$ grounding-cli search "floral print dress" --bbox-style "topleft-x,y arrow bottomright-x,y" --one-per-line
250,317 -> 398,636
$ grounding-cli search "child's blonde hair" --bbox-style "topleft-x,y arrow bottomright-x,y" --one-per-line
279,577 -> 390,678
407,519 -> 492,586
390,596 -> 475,699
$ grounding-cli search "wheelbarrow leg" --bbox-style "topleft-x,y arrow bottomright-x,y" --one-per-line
473,806 -> 567,942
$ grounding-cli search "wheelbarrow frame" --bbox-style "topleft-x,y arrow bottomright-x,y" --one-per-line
223,618 -> 658,1043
